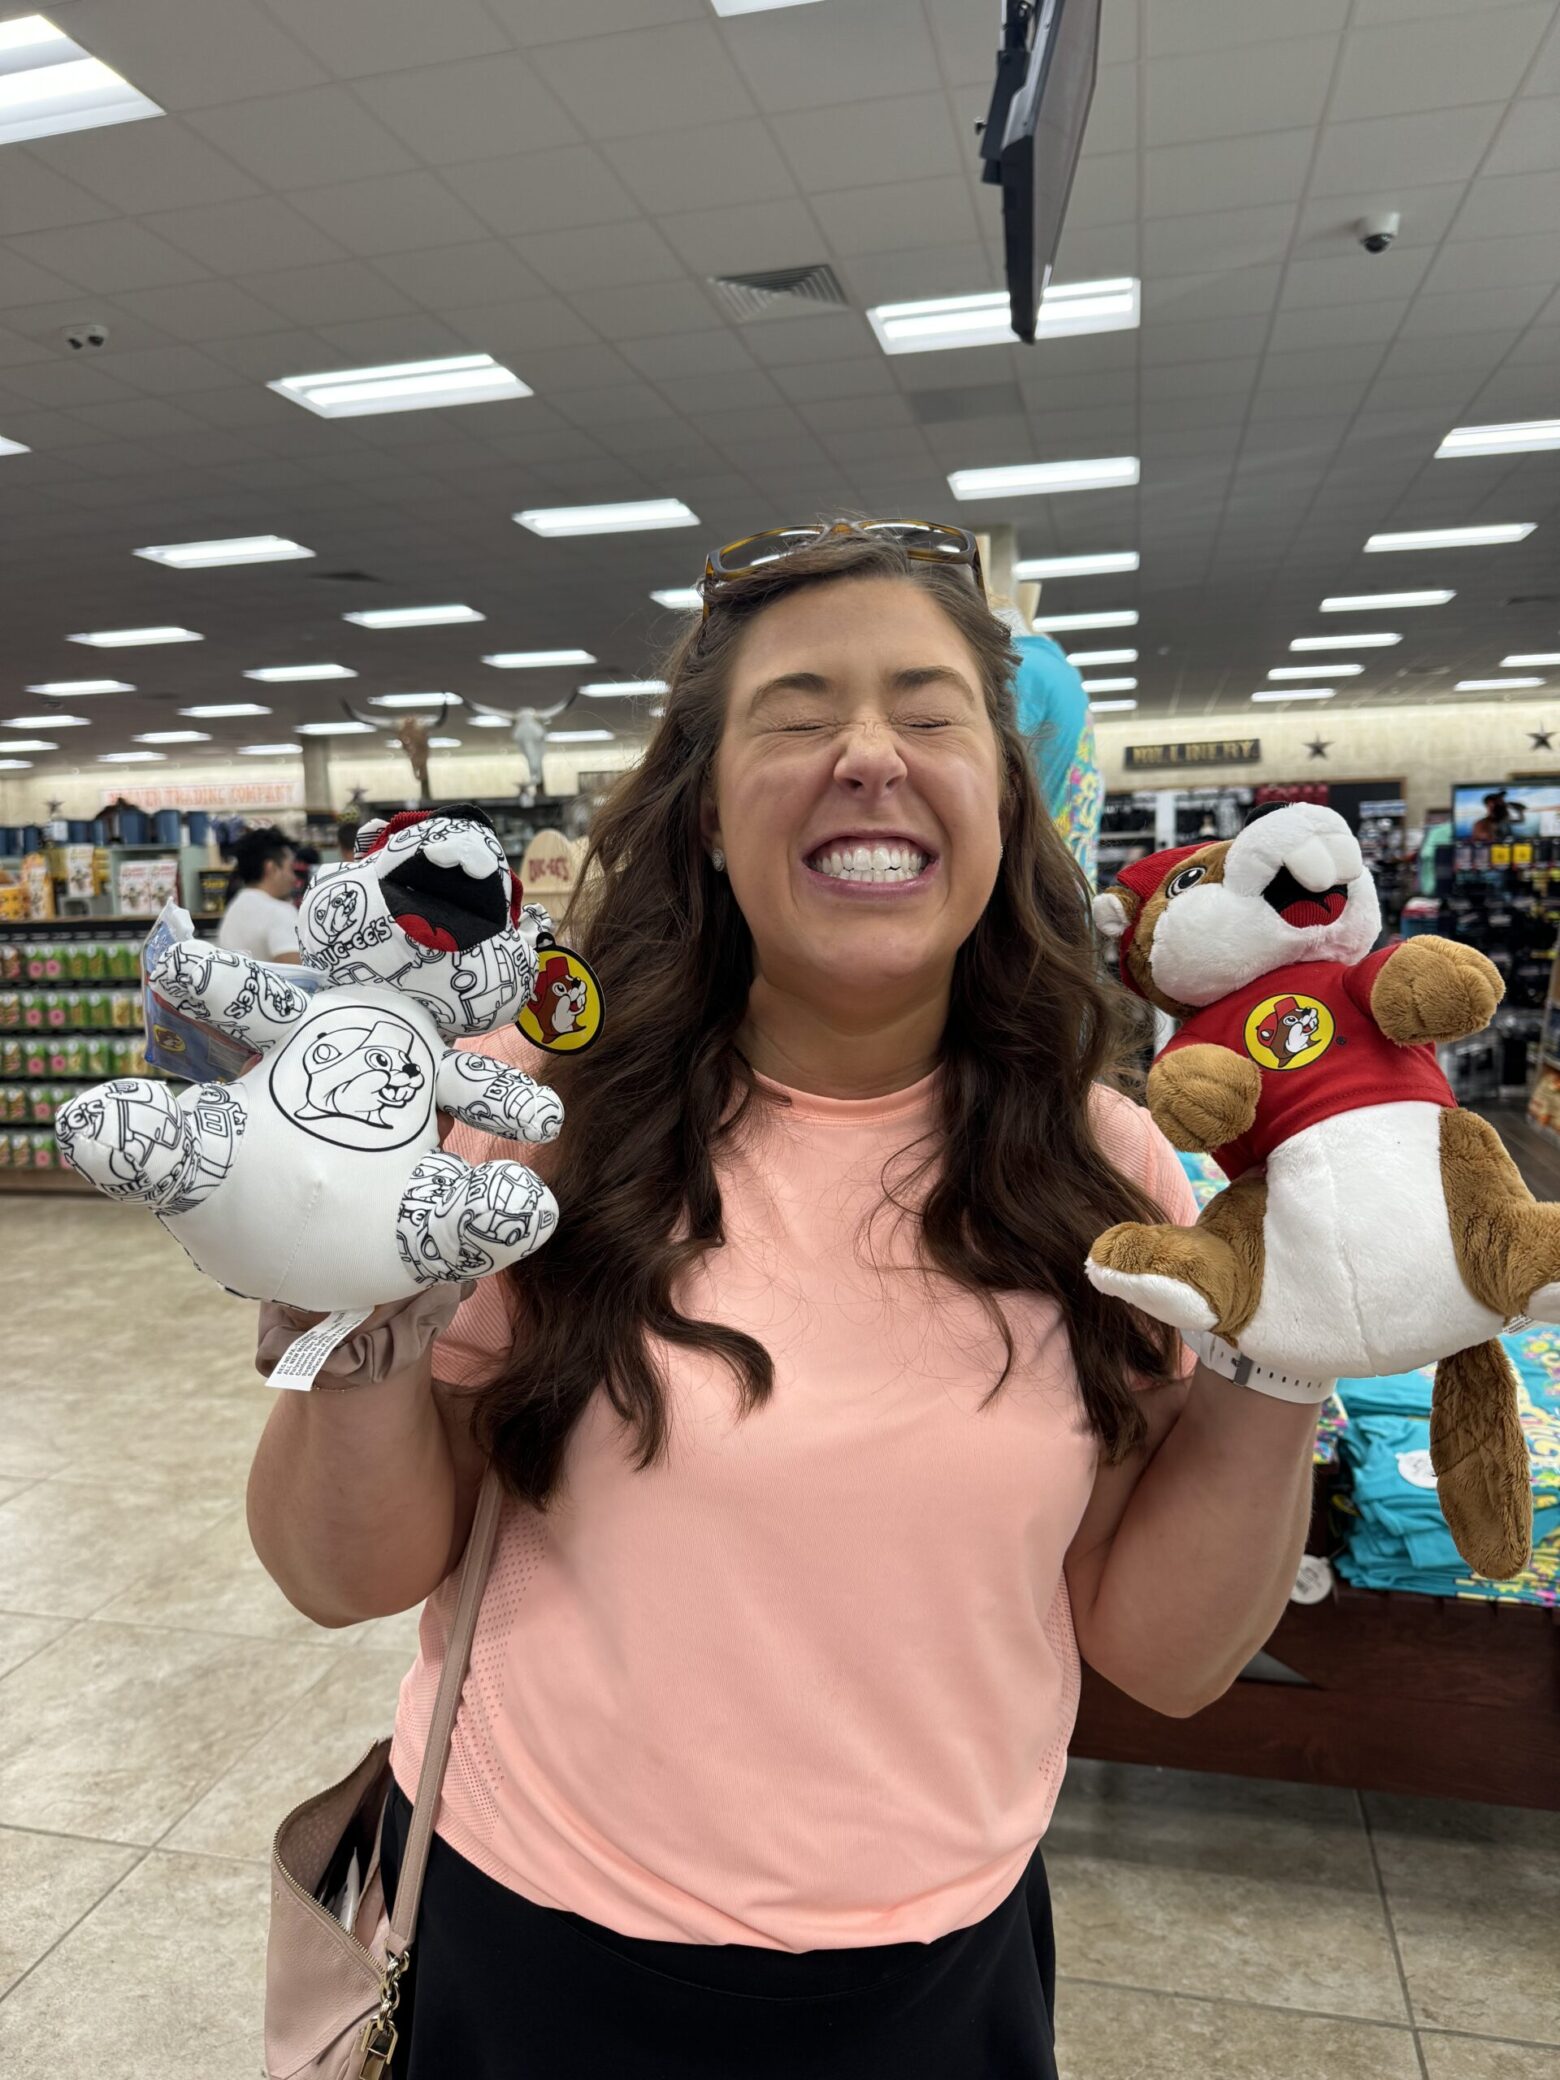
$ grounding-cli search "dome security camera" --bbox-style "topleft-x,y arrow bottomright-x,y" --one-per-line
1356,212 -> 1401,255
63,322 -> 110,352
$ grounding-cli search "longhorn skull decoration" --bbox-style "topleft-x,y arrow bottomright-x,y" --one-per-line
464,690 -> 580,804
341,700 -> 449,804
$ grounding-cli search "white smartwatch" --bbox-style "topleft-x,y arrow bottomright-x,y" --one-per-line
1181,1326 -> 1337,1406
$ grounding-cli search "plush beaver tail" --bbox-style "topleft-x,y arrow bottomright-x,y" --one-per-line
1430,1340 -> 1532,1580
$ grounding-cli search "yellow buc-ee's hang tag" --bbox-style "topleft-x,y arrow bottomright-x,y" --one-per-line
517,932 -> 605,1055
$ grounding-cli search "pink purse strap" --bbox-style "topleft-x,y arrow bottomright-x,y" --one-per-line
385,1461 -> 504,1953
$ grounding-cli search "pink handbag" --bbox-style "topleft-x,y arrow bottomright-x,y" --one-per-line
263,1466 -> 503,2079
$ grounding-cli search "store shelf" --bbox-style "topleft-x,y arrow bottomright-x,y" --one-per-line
0,1166 -> 92,1195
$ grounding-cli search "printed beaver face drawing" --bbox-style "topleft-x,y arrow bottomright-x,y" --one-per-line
1255,995 -> 1320,1063
532,955 -> 587,1042
1093,803 -> 1382,1016
297,1019 -> 425,1127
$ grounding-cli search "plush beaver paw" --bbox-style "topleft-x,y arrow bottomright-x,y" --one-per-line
1146,1046 -> 1261,1153
1371,936 -> 1503,1045
1087,1225 -> 1219,1333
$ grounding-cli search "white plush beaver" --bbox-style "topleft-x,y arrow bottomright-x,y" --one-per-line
1087,800 -> 1560,1580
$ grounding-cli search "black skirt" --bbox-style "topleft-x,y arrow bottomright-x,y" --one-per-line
379,1779 -> 1057,2078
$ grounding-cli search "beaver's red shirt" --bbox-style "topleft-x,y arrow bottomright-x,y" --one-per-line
1160,943 -> 1457,1180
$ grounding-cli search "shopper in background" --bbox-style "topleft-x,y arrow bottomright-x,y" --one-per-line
288,843 -> 321,907
248,524 -> 1322,2078
216,827 -> 299,963
335,815 -> 359,861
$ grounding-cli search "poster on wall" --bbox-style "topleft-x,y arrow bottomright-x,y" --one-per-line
1452,781 -> 1560,841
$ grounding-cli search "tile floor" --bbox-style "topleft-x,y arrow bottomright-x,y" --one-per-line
2,1197 -> 1558,2079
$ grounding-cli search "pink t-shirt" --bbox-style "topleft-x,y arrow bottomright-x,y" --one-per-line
391,1027 -> 1195,1951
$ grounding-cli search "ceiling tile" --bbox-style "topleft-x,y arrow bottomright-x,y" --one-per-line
1142,203 -> 1295,276
1268,298 -> 1405,352
371,242 -> 548,310
1080,63 -> 1141,156
289,172 -> 491,259
113,279 -> 293,341
0,154 -> 115,237
145,199 -> 350,274
1452,167 -> 1560,238
725,0 -> 941,112
185,88 -> 416,191
509,344 -> 637,393
1063,151 -> 1140,231
70,396 -> 204,440
926,0 -> 1000,88
1143,129 -> 1315,217
837,243 -> 997,306
512,221 -> 688,294
439,297 -> 600,356
1396,283 -> 1552,337
1140,312 -> 1275,365
5,222 -> 207,295
743,309 -> 877,367
207,330 -> 338,382
659,197 -> 825,275
1317,102 -> 1510,200
569,279 -> 726,340
64,0 -> 329,109
1143,263 -> 1283,320
1146,0 -> 1350,57
443,150 -> 639,236
1423,230 -> 1560,293
242,261 -> 416,328
533,23 -> 756,138
769,359 -> 899,404
1483,95 -> 1560,175
25,121 -> 261,218
0,358 -> 136,407
772,91 -> 965,191
259,0 -> 510,76
1281,247 -> 1433,307
489,0 -> 705,47
810,176 -> 980,257
1330,7 -> 1554,121
314,313 -> 477,365
1053,219 -> 1142,281
601,120 -> 798,217
353,55 -> 581,165
619,331 -> 757,381
81,343 -> 235,396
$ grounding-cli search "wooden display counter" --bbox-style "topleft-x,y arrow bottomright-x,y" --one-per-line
1074,1580 -> 1560,1811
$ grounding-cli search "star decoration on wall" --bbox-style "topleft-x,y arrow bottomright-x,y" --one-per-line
45,799 -> 64,818
345,786 -> 369,811
1306,737 -> 1331,760
1529,729 -> 1554,751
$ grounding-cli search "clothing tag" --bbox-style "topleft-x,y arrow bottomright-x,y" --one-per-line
517,930 -> 605,1055
269,1307 -> 374,1391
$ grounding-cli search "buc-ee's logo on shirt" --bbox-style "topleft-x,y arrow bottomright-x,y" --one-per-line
1243,991 -> 1335,1071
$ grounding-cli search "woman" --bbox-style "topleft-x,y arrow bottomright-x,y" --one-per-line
216,826 -> 300,962
248,524 -> 1322,2077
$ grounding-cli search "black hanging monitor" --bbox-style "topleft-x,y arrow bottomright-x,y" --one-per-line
980,0 -> 1102,342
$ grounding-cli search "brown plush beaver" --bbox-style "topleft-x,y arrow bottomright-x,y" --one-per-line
1087,801 -> 1558,1580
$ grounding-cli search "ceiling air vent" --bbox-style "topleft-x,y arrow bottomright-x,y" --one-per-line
708,263 -> 848,323
311,569 -> 383,584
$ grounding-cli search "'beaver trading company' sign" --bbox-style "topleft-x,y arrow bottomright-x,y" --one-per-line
1125,739 -> 1262,771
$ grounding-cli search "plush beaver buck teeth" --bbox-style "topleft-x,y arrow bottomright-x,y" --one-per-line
808,843 -> 929,883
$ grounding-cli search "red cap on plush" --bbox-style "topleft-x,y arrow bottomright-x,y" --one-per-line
1107,842 -> 1206,995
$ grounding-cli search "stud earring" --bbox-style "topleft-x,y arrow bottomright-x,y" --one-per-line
712,848 -> 726,872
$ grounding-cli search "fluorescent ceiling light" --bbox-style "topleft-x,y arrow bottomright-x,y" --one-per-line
67,625 -> 202,647
710,0 -> 824,16
1454,677 -> 1545,691
547,729 -> 615,743
270,353 -> 530,420
369,692 -> 464,709
4,713 -> 88,727
239,744 -> 302,757
949,457 -> 1139,499
1502,653 -> 1560,668
1365,523 -> 1534,552
295,721 -> 376,736
1013,549 -> 1139,580
244,664 -> 357,682
98,751 -> 164,763
1080,677 -> 1138,694
1030,609 -> 1138,633
1321,591 -> 1453,611
179,702 -> 270,718
1291,633 -> 1400,650
133,731 -> 211,744
651,587 -> 702,610
1088,699 -> 1138,713
579,679 -> 668,698
427,736 -> 463,749
1436,420 -> 1560,459
516,499 -> 698,537
1269,663 -> 1363,678
1251,688 -> 1335,702
0,738 -> 57,751
343,604 -> 483,629
0,434 -> 30,457
134,534 -> 312,569
0,759 -> 33,770
468,714 -> 511,728
0,14 -> 163,146
26,679 -> 132,695
1067,648 -> 1137,666
482,649 -> 596,669
870,279 -> 1140,356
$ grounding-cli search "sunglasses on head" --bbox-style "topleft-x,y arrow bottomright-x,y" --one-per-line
699,519 -> 986,624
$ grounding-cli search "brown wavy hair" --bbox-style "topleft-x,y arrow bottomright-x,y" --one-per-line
470,528 -> 1180,1509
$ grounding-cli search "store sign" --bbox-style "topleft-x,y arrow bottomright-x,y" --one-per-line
99,778 -> 303,812
1125,738 -> 1261,771
519,829 -> 578,898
